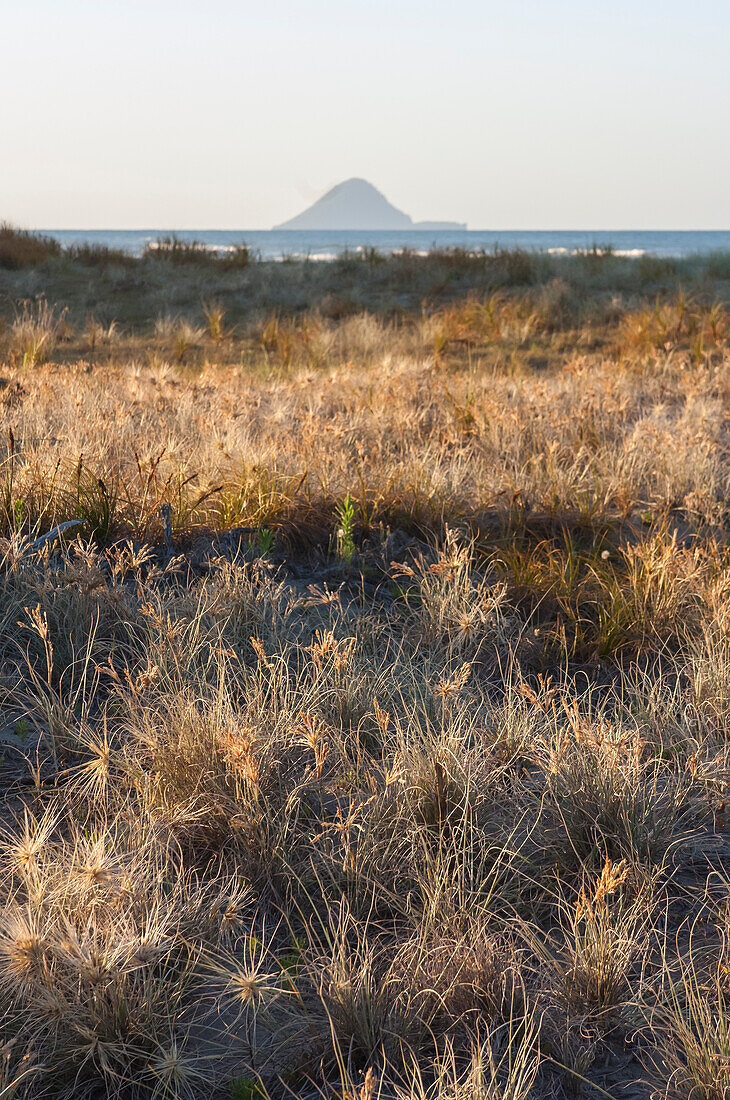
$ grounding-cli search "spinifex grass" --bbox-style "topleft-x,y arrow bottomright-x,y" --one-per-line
0,247 -> 726,1097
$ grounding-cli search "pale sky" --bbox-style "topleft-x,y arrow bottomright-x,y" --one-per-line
2,0 -> 728,230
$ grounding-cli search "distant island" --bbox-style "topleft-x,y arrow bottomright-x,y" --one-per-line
273,178 -> 466,231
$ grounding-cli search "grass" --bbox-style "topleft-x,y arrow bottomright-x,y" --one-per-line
8,299 -> 68,367
0,235 -> 729,1096
0,223 -> 61,269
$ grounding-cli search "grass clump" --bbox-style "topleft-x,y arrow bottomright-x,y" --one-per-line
9,299 -> 67,366
0,223 -> 61,269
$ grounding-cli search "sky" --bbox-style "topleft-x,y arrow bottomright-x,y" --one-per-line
2,0 -> 729,230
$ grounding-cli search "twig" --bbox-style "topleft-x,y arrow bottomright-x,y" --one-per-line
29,519 -> 85,551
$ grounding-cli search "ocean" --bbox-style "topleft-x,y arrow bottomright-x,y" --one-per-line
39,229 -> 730,261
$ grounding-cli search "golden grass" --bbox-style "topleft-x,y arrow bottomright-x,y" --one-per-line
0,248 -> 728,1097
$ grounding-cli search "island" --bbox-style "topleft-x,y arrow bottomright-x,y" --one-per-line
273,178 -> 466,231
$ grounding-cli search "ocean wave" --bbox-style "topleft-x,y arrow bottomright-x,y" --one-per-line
45,230 -> 730,262
145,240 -> 247,254
547,246 -> 647,258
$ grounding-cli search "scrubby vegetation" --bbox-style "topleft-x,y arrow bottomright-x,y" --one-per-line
0,233 -> 730,1097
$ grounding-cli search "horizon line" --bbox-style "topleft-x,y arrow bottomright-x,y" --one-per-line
30,226 -> 730,234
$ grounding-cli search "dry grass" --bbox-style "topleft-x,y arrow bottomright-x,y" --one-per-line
0,244 -> 728,1096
